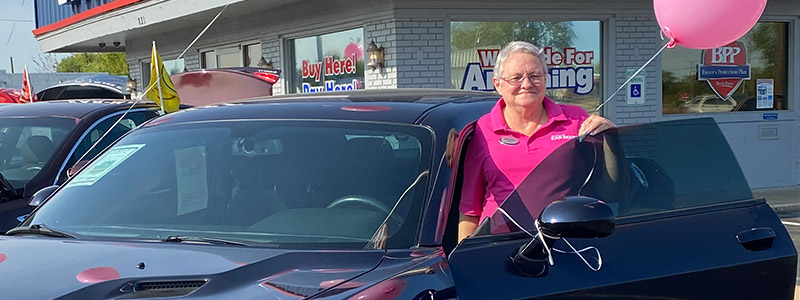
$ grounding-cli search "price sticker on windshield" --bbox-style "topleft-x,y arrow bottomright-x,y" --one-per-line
68,144 -> 145,187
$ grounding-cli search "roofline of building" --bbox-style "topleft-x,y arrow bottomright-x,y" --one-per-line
32,0 -> 144,37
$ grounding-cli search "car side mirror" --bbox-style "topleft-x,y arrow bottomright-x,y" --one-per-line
538,195 -> 615,239
509,196 -> 615,277
29,185 -> 59,207
67,160 -> 90,178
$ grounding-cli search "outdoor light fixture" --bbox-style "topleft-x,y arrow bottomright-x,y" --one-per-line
257,56 -> 274,68
366,40 -> 384,70
126,76 -> 137,93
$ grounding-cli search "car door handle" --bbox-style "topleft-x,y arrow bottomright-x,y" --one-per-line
736,227 -> 775,251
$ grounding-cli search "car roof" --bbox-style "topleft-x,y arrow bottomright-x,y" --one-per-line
42,75 -> 129,94
0,99 -> 158,119
243,88 -> 496,103
153,89 -> 498,125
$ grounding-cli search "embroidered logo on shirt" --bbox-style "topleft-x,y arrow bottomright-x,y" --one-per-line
551,134 -> 578,141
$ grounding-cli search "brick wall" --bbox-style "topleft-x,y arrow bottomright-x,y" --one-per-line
394,18 -> 446,88
127,61 -> 142,97
364,19 -> 398,89
613,17 -> 662,126
184,51 -> 200,71
364,17 -> 446,89
261,39 -> 283,95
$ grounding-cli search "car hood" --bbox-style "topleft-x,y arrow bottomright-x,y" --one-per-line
0,237 -> 385,299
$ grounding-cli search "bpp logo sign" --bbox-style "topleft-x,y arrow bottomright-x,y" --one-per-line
697,41 -> 750,100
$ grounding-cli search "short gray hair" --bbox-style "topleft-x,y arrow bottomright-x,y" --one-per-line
493,41 -> 548,79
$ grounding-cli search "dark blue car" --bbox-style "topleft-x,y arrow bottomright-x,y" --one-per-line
1,89 -> 795,299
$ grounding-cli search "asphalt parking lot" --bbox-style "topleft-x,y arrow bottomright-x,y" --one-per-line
758,186 -> 800,299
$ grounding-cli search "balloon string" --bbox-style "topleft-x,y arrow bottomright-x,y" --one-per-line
593,39 -> 672,114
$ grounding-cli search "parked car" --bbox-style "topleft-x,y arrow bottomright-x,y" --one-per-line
36,75 -> 131,101
683,95 -> 737,113
732,93 -> 785,111
1,90 -> 795,299
170,67 -> 281,107
0,88 -> 33,103
0,100 -> 161,231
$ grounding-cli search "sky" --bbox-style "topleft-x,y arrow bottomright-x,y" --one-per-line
0,0 -> 67,73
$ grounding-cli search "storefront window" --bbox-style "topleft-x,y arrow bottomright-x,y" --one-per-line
451,21 -> 602,112
662,22 -> 788,114
163,58 -> 184,75
200,43 -> 260,69
289,28 -> 365,94
244,43 -> 262,67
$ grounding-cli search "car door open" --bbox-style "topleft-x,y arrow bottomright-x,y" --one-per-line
447,118 -> 796,299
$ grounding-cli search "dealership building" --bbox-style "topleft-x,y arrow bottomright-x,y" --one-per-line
33,0 -> 800,189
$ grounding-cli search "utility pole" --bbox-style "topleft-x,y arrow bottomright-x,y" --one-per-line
9,57 -> 14,73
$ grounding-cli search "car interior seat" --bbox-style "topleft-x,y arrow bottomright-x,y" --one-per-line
338,137 -> 405,206
21,135 -> 56,170
226,156 -> 286,225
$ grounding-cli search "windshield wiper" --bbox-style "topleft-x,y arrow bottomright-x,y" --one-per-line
6,224 -> 77,238
162,235 -> 252,246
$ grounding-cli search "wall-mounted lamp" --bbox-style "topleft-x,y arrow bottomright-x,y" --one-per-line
257,56 -> 274,68
126,76 -> 137,93
365,40 -> 384,70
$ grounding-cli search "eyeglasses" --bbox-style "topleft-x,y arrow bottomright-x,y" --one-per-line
499,73 -> 545,86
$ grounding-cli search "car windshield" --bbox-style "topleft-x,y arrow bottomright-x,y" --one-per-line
0,117 -> 76,189
27,120 -> 433,249
475,117 -> 753,235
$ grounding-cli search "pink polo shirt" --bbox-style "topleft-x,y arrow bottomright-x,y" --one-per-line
459,97 -> 589,222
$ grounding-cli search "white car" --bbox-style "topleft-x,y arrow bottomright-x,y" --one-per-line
685,95 -> 737,113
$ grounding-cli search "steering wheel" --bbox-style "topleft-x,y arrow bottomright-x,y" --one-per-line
327,195 -> 391,215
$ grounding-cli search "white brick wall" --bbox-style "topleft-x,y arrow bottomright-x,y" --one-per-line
184,52 -> 200,71
261,39 -> 283,95
364,17 -> 446,89
365,19 -> 398,89
614,17 -> 662,126
394,18 -> 446,88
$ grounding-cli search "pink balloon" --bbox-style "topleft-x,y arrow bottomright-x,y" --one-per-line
654,0 -> 767,49
344,42 -> 364,60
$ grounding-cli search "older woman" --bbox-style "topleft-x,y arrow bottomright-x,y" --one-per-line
457,41 -> 615,242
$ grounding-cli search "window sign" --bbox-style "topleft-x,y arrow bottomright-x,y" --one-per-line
451,21 -> 602,112
290,28 -> 365,94
756,79 -> 774,109
662,22 -> 788,114
697,41 -> 750,100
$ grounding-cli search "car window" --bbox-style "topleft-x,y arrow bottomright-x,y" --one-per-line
31,120 -> 434,250
0,117 -> 76,189
36,87 -> 66,101
472,117 -> 752,237
58,86 -> 125,100
58,111 -> 151,184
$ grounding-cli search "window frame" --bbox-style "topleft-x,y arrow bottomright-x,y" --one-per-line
54,108 -> 157,185
285,27 -> 366,94
199,40 -> 262,69
660,18 -> 797,123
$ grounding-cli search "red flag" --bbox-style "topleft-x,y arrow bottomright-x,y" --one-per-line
20,66 -> 34,103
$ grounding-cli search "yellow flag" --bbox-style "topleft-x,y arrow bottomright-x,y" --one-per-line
145,41 -> 181,113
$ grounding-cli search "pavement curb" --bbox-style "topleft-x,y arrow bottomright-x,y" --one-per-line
771,203 -> 800,213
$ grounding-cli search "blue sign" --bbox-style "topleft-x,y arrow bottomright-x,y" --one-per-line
630,84 -> 642,98
763,113 -> 778,120
697,65 -> 751,80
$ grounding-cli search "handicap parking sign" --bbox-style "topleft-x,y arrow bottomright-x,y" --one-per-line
626,68 -> 646,105
630,84 -> 642,98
